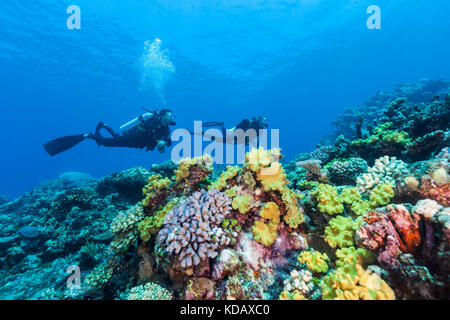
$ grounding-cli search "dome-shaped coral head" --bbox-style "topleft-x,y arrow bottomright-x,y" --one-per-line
156,189 -> 233,273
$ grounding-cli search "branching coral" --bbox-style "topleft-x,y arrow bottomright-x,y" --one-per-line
356,156 -> 408,193
109,204 -> 144,253
84,258 -> 116,291
156,189 -> 233,270
127,282 -> 173,300
280,269 -> 315,298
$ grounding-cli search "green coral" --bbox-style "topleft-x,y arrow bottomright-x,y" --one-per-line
351,200 -> 372,216
351,122 -> 411,147
311,184 -> 344,215
369,183 -> 395,207
298,250 -> 330,273
335,247 -> 375,268
324,215 -> 362,248
138,200 -> 178,242
232,195 -> 252,214
340,187 -> 361,204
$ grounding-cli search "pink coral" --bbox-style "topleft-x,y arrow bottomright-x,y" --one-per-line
356,205 -> 421,269
157,189 -> 232,270
419,176 -> 450,206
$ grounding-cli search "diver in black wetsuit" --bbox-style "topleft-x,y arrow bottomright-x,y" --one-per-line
201,116 -> 269,143
43,109 -> 176,156
88,109 -> 175,152
44,110 -> 267,156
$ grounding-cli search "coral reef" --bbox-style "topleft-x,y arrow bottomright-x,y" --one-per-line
1,79 -> 449,300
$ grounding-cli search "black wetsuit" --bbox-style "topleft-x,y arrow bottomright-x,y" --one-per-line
88,110 -> 175,151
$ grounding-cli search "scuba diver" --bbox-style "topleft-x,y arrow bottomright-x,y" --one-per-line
200,116 -> 269,144
43,110 -> 268,156
43,108 -> 176,156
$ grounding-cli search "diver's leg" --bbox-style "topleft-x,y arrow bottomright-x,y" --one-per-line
102,123 -> 119,138
95,122 -> 118,138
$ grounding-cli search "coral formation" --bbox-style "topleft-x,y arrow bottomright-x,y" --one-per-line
298,250 -> 329,273
1,79 -> 449,300
156,189 -> 233,270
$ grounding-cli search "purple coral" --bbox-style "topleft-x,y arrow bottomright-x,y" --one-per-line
157,189 -> 232,269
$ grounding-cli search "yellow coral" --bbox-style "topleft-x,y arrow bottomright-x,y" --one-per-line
259,202 -> 280,223
298,250 -> 330,273
311,184 -> 344,215
340,187 -> 361,204
232,195 -> 252,214
256,162 -> 289,191
245,147 -> 275,172
279,290 -> 308,300
173,155 -> 212,182
351,200 -> 372,216
321,262 -> 395,300
209,165 -> 240,191
432,167 -> 448,185
252,220 -> 278,246
404,176 -> 419,191
141,174 -> 171,208
282,187 -> 305,228
138,200 -> 178,242
324,215 -> 359,248
369,183 -> 394,208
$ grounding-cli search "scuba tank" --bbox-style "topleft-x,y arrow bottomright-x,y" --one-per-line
119,112 -> 153,133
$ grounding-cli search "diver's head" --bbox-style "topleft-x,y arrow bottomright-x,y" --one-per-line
160,109 -> 176,126
251,116 -> 268,130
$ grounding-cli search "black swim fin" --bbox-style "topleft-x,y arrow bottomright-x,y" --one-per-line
43,133 -> 88,156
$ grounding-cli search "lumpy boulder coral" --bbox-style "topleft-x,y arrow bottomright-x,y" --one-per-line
356,205 -> 421,269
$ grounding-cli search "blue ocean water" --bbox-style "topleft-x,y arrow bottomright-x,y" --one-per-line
0,0 -> 449,198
